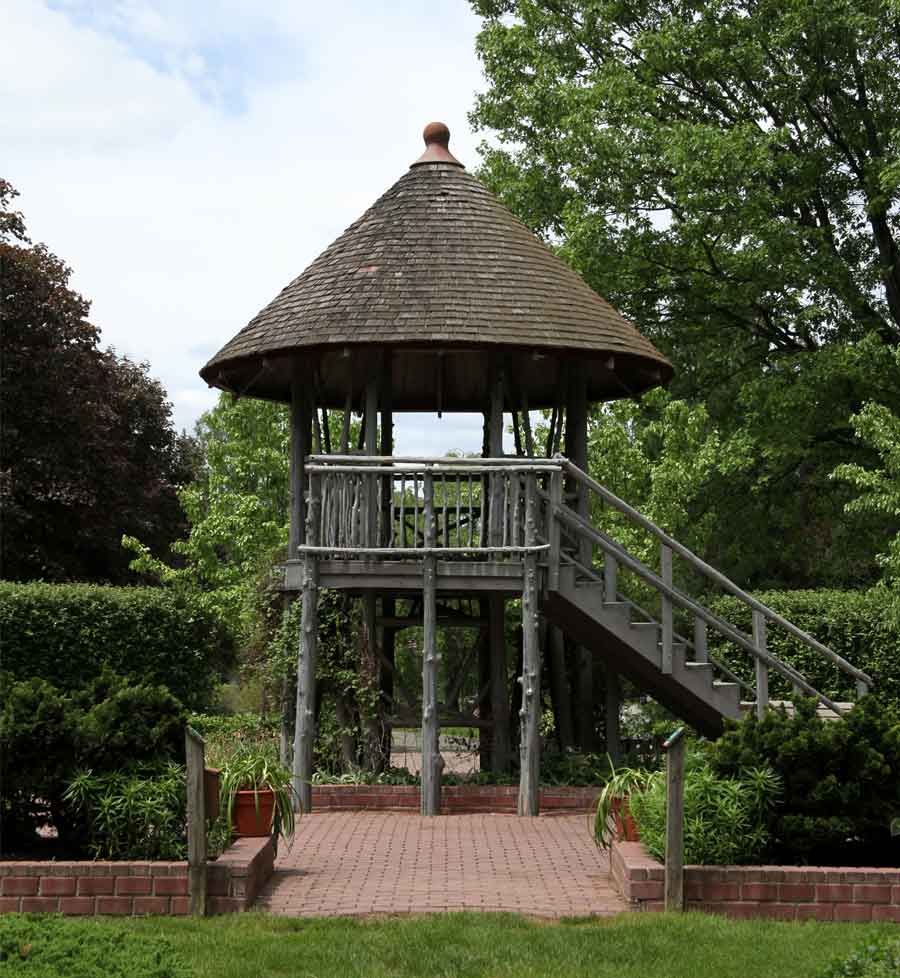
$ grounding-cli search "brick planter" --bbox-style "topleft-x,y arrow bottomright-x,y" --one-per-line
610,838 -> 900,922
312,784 -> 598,814
0,836 -> 274,917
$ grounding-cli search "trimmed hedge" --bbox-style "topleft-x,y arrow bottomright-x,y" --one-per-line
706,589 -> 900,708
0,582 -> 234,710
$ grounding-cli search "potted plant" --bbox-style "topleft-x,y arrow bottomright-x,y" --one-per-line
594,760 -> 649,849
220,752 -> 297,843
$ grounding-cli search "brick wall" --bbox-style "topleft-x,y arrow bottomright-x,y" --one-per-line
312,784 -> 598,814
0,836 -> 274,917
610,838 -> 900,922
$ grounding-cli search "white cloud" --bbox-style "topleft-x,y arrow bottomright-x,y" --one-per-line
4,0 -> 489,454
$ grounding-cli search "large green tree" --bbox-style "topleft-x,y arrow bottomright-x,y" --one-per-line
471,0 -> 900,587
0,180 -> 194,583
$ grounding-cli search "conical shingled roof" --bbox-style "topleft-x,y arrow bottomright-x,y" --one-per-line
200,125 -> 672,410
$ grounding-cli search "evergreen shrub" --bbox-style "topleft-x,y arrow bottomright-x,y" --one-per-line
0,581 -> 234,710
0,673 -> 185,855
708,696 -> 900,865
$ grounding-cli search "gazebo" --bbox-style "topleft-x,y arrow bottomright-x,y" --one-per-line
201,123 -> 865,816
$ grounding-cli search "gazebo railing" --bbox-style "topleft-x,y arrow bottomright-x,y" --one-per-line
301,456 -> 562,557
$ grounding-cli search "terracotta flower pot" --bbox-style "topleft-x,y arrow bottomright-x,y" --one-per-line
611,795 -> 640,842
232,788 -> 276,837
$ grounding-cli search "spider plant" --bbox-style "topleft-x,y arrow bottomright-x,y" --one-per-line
593,757 -> 652,850
219,750 -> 297,843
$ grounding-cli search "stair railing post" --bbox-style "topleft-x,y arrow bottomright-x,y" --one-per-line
661,544 -> 673,674
421,470 -> 443,815
603,555 -> 618,605
547,467 -> 562,591
518,472 -> 541,816
693,617 -> 708,664
663,727 -> 685,912
753,610 -> 768,721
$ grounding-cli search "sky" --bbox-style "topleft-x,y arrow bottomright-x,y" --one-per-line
4,0 -> 496,455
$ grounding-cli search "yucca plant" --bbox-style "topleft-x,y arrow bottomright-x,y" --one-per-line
219,750 -> 297,844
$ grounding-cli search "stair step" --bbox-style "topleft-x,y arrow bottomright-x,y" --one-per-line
630,621 -> 660,633
684,661 -> 714,674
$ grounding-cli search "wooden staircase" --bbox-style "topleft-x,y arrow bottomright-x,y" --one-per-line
543,458 -> 873,735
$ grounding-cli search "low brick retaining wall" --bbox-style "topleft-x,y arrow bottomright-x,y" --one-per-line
611,838 -> 900,922
0,836 -> 274,916
312,784 -> 598,814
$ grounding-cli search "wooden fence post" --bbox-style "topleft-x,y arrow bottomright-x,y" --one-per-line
663,727 -> 685,912
185,726 -> 207,917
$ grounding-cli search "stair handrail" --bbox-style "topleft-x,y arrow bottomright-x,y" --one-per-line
558,457 -> 873,692
554,503 -> 847,716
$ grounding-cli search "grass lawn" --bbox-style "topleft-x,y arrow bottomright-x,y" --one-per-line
119,911 -> 892,978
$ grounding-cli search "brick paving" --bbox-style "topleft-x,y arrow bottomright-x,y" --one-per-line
257,812 -> 628,918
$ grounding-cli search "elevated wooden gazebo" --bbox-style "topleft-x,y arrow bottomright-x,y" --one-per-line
201,123 -> 674,815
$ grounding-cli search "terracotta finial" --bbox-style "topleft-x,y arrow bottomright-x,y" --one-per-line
412,121 -> 464,168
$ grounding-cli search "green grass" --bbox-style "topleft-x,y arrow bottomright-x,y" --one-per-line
115,911 -> 891,978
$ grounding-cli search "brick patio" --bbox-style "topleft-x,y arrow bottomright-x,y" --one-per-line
257,812 -> 628,918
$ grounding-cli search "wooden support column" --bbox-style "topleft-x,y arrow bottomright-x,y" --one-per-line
421,471 -> 443,815
605,669 -> 622,765
547,626 -> 574,750
566,362 -> 594,750
379,355 -> 395,766
487,361 -> 511,772
293,472 -> 320,814
289,369 -> 311,558
362,374 -> 381,769
518,474 -> 541,816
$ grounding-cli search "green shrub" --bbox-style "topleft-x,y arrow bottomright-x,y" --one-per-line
628,754 -> 781,864
708,695 -> 900,865
706,589 -> 899,708
0,914 -> 188,977
0,581 -> 234,710
819,935 -> 900,978
64,765 -> 187,861
0,673 -> 185,854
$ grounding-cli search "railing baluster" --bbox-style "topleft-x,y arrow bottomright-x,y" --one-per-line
661,544 -> 673,674
442,475 -> 449,549
693,617 -> 708,663
510,474 -> 521,548
455,475 -> 461,548
412,474 -> 419,548
604,554 -> 617,605
753,610 -> 768,720
468,474 -> 474,548
399,476 -> 406,548
502,474 -> 509,548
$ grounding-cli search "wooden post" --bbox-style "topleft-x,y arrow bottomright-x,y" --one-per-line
289,370 -> 311,558
421,471 -> 443,815
605,669 -> 622,765
487,361 -> 511,772
661,544 -> 673,674
293,473 -> 320,814
547,625 -> 574,750
379,357 -> 396,765
547,467 -> 562,590
518,473 -> 541,816
753,610 -> 769,721
185,727 -> 207,917
604,555 -> 618,604
565,362 -> 593,750
663,727 -> 685,912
